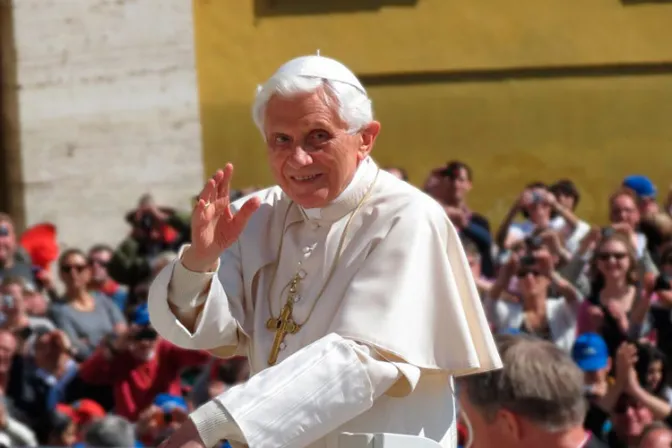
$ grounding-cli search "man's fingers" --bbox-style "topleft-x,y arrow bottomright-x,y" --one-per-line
199,176 -> 218,205
218,163 -> 234,201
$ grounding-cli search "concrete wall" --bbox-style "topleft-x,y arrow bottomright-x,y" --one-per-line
194,0 -> 672,225
1,0 -> 203,250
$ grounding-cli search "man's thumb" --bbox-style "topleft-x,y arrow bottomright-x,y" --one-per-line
232,197 -> 261,232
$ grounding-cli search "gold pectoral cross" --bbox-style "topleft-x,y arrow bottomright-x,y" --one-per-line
266,274 -> 302,366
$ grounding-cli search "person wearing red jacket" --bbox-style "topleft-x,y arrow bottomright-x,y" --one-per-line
78,304 -> 210,421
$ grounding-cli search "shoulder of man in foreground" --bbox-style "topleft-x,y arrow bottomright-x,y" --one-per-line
373,170 -> 449,227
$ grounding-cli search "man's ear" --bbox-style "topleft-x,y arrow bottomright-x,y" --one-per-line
358,121 -> 381,161
496,408 -> 522,441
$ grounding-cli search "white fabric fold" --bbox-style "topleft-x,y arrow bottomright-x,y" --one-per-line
190,334 -> 407,448
148,245 -> 241,350
169,246 -> 219,309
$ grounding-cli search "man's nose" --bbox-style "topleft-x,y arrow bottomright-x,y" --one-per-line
290,146 -> 313,166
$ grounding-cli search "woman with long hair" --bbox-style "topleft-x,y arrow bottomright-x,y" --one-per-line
578,232 -> 651,357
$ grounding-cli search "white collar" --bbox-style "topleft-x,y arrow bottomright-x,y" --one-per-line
301,157 -> 373,220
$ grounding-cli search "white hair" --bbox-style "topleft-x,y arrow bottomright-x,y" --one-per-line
252,75 -> 373,137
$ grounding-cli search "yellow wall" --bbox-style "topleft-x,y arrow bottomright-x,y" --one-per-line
193,0 -> 672,225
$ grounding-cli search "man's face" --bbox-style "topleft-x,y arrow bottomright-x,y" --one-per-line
613,397 -> 654,440
264,88 -> 380,209
88,249 -> 111,283
0,221 -> 16,265
128,325 -> 159,361
584,364 -> 609,386
524,189 -> 552,226
610,194 -> 640,228
0,332 -> 16,374
0,283 -> 24,316
442,168 -> 472,204
639,197 -> 659,216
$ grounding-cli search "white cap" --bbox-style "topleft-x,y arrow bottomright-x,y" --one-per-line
271,53 -> 366,94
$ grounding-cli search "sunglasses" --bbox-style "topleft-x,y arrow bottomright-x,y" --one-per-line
61,264 -> 87,274
597,252 -> 628,262
88,258 -> 109,268
516,270 -> 541,278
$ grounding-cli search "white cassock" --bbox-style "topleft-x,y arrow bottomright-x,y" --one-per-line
149,55 -> 501,448
149,158 -> 501,448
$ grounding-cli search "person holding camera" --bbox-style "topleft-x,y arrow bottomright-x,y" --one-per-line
487,240 -> 581,351
495,182 -> 580,252
77,303 -> 209,421
107,194 -> 190,305
136,393 -> 191,446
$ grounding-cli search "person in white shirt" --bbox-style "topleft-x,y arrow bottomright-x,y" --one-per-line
149,54 -> 501,448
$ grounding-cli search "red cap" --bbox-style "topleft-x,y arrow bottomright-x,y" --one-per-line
56,400 -> 105,425
20,223 -> 58,270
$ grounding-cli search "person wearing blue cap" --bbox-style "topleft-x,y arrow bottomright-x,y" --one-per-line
572,333 -> 612,398
623,175 -> 660,216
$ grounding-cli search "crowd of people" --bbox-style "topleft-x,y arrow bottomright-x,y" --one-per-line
408,161 -> 672,448
0,161 -> 671,447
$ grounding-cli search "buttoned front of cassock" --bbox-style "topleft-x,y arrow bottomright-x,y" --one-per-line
148,157 -> 502,448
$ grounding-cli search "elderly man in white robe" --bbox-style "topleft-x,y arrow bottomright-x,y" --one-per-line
149,54 -> 502,448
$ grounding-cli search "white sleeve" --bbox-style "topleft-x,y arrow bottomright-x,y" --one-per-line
147,244 -> 245,350
5,417 -> 38,447
190,333 -> 420,448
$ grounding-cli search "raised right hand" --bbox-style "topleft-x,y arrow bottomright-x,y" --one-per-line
183,164 -> 261,272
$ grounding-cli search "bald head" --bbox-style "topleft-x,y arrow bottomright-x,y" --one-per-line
639,424 -> 672,448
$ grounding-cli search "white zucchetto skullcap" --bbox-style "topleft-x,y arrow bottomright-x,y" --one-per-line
271,54 -> 367,94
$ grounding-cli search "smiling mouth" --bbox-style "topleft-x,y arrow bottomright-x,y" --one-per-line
291,174 -> 323,182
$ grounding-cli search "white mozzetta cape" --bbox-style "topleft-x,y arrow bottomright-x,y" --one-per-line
149,158 -> 501,448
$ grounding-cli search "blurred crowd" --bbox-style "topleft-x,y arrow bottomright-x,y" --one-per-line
403,161 -> 672,448
1,163 -> 672,447
0,194 -> 249,448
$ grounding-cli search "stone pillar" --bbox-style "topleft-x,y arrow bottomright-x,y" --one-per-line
1,0 -> 203,251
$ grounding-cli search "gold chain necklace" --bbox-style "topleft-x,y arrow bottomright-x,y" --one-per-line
264,170 -> 380,365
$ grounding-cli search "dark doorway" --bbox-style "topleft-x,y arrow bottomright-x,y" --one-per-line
254,0 -> 419,17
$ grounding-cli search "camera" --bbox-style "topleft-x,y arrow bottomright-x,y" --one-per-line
139,213 -> 155,231
524,235 -> 544,251
654,275 -> 671,292
520,254 -> 536,267
601,227 -> 616,239
134,326 -> 158,341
